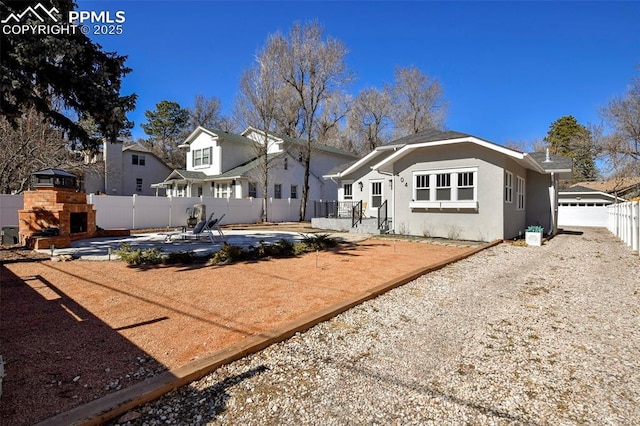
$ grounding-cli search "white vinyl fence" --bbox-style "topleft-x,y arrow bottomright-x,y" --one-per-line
607,201 -> 640,254
0,194 -> 312,230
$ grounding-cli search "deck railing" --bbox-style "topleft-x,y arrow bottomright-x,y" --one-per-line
352,200 -> 363,228
378,199 -> 388,231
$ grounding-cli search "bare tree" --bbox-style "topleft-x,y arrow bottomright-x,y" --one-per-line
266,21 -> 354,220
189,95 -> 224,130
236,50 -> 285,222
0,109 -> 94,193
392,66 -> 447,137
347,86 -> 393,154
600,66 -> 640,176
314,92 -> 351,144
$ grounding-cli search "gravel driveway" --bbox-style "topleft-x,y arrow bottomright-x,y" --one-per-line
111,227 -> 640,425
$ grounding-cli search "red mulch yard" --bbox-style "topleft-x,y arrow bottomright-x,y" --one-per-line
1,238 -> 477,425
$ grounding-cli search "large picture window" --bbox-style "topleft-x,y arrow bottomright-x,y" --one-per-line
411,167 -> 478,208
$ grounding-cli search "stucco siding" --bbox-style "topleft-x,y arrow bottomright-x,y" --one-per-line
525,170 -> 553,233
503,158 -> 528,239
391,144 -> 506,241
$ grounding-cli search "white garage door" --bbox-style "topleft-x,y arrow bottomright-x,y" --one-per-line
558,206 -> 608,227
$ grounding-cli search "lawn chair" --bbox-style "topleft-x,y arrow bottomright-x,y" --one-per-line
164,213 -> 217,243
206,213 -> 226,242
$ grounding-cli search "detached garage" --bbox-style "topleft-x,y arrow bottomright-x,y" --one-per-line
558,185 -> 625,227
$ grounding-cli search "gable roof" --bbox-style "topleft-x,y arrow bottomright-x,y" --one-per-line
371,129 -> 547,175
213,153 -> 283,180
559,185 -> 626,202
180,126 -> 254,147
241,126 -> 358,159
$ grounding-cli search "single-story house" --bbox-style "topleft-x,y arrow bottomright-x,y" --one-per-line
319,129 -> 572,242
152,126 -> 358,200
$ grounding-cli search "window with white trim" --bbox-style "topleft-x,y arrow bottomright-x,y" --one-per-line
516,176 -> 525,210
192,147 -> 212,167
436,173 -> 451,200
370,181 -> 382,208
457,172 -> 474,200
248,182 -> 257,198
343,183 -> 353,200
290,185 -> 297,199
135,178 -> 143,192
415,174 -> 429,200
274,183 -> 282,199
505,171 -> 513,203
411,167 -> 478,207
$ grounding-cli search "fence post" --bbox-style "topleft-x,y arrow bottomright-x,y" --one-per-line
632,201 -> 639,253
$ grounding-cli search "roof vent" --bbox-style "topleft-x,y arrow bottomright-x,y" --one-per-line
543,148 -> 552,163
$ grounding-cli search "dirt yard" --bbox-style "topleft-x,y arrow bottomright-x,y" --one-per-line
0,237 -> 477,426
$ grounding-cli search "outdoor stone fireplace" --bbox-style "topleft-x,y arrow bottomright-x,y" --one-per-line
19,169 -> 98,249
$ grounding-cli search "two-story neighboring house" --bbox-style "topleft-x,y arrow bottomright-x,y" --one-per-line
152,126 -> 358,200
84,142 -> 173,196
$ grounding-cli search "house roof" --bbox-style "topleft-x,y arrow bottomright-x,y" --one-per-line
384,129 -> 479,147
213,153 -> 283,180
528,151 -> 573,173
361,129 -> 550,176
241,126 -> 359,159
572,177 -> 640,194
180,126 -> 255,147
559,185 -> 626,202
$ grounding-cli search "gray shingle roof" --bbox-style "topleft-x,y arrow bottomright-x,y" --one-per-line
213,153 -> 283,179
385,129 -> 478,146
528,152 -> 573,171
277,134 -> 359,158
171,170 -> 208,180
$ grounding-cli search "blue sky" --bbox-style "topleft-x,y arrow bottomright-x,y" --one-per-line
77,0 -> 639,147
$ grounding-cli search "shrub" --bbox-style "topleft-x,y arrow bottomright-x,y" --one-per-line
164,250 -> 197,265
210,243 -> 245,264
115,243 -> 164,265
300,233 -> 337,250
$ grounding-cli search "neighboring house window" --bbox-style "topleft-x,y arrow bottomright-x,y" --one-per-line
284,158 -> 288,170
248,182 -> 257,198
411,167 -> 478,206
192,148 -> 212,167
415,174 -> 430,200
290,185 -> 297,199
274,184 -> 282,199
343,183 -> 353,200
516,176 -> 525,210
136,178 -> 142,192
197,186 -> 203,197
132,154 -> 145,166
215,183 -> 231,198
505,171 -> 513,203
370,181 -> 382,208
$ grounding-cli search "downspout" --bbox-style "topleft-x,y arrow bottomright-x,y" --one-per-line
549,172 -> 558,236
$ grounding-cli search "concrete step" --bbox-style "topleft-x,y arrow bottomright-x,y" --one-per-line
350,218 -> 390,234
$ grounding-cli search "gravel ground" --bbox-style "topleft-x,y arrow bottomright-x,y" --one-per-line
110,227 -> 640,425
